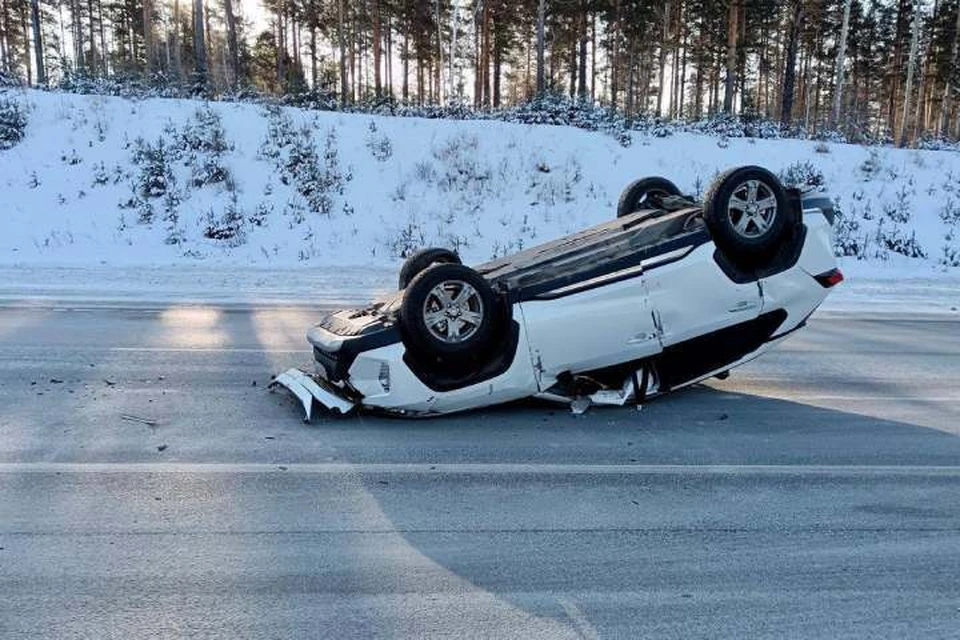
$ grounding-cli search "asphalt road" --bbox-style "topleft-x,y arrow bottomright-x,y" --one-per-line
1,302 -> 958,639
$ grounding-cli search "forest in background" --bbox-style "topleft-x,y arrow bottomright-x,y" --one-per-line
1,0 -> 959,145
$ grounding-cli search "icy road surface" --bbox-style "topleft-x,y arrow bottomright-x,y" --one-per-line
0,300 -> 959,638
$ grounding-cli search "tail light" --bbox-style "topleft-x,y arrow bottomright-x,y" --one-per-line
814,268 -> 844,288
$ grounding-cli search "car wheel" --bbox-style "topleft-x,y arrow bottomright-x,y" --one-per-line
398,247 -> 461,290
616,176 -> 683,218
400,263 -> 503,363
703,166 -> 796,267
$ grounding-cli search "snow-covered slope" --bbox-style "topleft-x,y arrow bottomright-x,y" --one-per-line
1,89 -> 958,274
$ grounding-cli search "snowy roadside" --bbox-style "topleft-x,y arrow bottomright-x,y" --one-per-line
1,263 -> 957,316
0,265 -> 396,307
3,90 -> 960,274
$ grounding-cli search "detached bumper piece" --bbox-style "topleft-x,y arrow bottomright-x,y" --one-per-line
269,368 -> 357,422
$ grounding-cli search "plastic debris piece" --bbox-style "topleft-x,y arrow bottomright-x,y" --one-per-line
570,398 -> 591,415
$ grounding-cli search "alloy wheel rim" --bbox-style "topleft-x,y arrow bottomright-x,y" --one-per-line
726,179 -> 778,239
422,280 -> 484,343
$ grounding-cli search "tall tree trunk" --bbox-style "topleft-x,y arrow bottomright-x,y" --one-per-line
70,0 -> 82,71
657,1 -> 670,115
914,35 -> 929,140
831,0 -> 853,127
737,2 -> 746,108
433,0 -> 442,102
525,29 -> 532,98
535,0 -> 545,95
693,9 -> 705,117
0,0 -> 8,74
939,0 -> 960,136
309,25 -> 317,88
493,24 -> 502,106
888,0 -> 911,134
590,12 -> 596,99
723,0 -> 739,113
386,13 -> 392,95
19,5 -> 30,83
417,52 -> 424,104
401,31 -> 408,102
143,0 -> 153,75
781,2 -> 804,127
338,0 -> 347,102
678,7 -> 688,117
448,2 -> 458,98
473,2 -> 481,106
114,4 -> 124,69
223,0 -> 238,88
193,0 -> 207,86
204,1 -> 214,84
355,12 -> 362,98
292,10 -> 299,85
291,14 -> 299,80
672,1 -> 683,117
808,28 -> 823,131
639,46 -> 651,113
276,3 -> 285,88
899,1 -> 921,147
577,10 -> 588,99
480,0 -> 490,106
29,0 -> 44,84
758,14 -> 767,115
97,0 -> 106,74
172,0 -> 182,80
87,0 -> 96,73
610,0 -> 621,107
370,0 -> 381,95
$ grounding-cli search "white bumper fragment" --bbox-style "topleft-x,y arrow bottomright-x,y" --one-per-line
269,368 -> 357,421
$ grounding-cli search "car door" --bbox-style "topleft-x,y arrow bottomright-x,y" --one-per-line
642,244 -> 762,348
518,272 -> 662,382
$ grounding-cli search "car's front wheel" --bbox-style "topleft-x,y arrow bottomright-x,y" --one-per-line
703,166 -> 796,267
399,263 -> 503,365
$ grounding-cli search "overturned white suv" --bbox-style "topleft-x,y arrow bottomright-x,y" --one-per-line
271,165 -> 843,419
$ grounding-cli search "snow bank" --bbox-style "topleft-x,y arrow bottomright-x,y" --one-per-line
1,88 -> 958,277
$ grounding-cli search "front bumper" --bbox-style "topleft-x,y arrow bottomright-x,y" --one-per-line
269,368 -> 357,421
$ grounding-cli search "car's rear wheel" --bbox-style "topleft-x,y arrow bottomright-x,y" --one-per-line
616,176 -> 683,218
703,166 -> 795,267
398,247 -> 461,290
399,263 -> 503,364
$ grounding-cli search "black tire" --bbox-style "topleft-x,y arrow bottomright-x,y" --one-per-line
616,177 -> 683,218
398,247 -> 461,290
400,263 -> 503,363
703,166 -> 796,267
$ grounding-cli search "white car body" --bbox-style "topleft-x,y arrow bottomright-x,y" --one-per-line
272,190 -> 841,420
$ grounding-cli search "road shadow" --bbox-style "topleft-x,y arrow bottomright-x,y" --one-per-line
344,387 -> 960,636
292,383 -> 960,466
